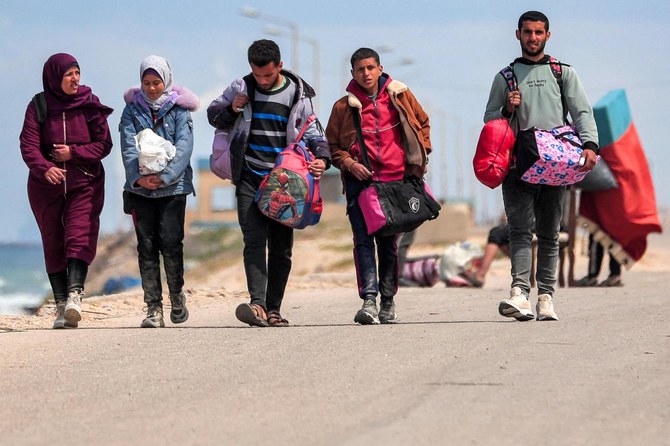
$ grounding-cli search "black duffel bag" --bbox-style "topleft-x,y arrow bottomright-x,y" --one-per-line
358,176 -> 441,237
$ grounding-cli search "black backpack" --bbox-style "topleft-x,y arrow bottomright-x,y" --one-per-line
32,92 -> 48,126
31,91 -> 94,126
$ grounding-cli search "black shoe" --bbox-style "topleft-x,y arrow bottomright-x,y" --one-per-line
354,298 -> 379,325
141,304 -> 165,328
574,275 -> 598,287
379,298 -> 397,324
169,292 -> 189,324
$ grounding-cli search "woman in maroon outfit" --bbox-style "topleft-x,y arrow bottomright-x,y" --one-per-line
19,53 -> 113,329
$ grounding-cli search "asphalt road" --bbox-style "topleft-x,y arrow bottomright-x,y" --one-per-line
1,263 -> 668,445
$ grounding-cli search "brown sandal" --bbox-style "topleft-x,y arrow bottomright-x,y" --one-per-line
235,303 -> 269,327
267,310 -> 289,327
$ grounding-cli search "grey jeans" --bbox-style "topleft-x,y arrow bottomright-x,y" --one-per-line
502,170 -> 566,296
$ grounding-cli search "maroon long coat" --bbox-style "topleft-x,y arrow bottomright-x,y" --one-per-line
19,88 -> 113,273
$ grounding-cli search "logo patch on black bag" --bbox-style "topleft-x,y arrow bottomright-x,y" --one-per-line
409,197 -> 420,213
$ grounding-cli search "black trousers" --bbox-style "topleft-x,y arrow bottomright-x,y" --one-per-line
236,174 -> 293,313
130,194 -> 187,304
344,177 -> 399,301
587,233 -> 622,277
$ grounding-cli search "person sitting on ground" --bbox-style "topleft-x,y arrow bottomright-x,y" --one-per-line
470,222 -> 511,287
398,230 -> 419,287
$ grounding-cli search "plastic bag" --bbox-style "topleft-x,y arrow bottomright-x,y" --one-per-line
134,128 -> 176,175
439,241 -> 483,284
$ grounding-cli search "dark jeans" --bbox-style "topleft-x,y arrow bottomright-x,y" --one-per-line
345,178 -> 399,301
131,194 -> 187,304
502,170 -> 565,296
236,174 -> 293,313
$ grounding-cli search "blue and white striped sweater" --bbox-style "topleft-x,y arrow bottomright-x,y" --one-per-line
245,78 -> 296,177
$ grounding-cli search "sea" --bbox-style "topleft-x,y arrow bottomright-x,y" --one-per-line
0,243 -> 50,315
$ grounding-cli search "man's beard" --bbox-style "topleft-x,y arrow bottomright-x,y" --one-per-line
521,41 -> 546,58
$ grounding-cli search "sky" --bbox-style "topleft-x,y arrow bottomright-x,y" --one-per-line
1,0 -> 669,242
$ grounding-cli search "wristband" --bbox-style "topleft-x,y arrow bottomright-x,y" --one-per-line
583,141 -> 599,156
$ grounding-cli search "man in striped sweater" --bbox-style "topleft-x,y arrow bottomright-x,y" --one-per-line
207,40 -> 330,327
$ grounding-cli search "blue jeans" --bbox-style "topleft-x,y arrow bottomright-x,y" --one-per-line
345,178 -> 399,301
236,174 -> 294,313
502,170 -> 565,296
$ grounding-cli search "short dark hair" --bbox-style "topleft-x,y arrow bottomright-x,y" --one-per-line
248,39 -> 281,67
518,11 -> 549,31
350,48 -> 380,68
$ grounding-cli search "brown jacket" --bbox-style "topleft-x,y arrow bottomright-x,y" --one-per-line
325,79 -> 431,181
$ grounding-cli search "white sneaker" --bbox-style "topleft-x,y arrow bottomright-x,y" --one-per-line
536,294 -> 558,321
498,287 -> 534,321
53,302 -> 66,329
64,289 -> 83,325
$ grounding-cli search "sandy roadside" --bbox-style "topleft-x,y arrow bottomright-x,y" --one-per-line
2,223 -> 667,333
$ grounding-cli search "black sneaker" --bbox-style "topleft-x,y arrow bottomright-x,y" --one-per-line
574,275 -> 598,287
379,298 -> 397,324
169,292 -> 189,324
354,298 -> 379,325
141,304 -> 165,328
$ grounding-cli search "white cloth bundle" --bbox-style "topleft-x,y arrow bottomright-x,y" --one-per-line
134,128 -> 176,175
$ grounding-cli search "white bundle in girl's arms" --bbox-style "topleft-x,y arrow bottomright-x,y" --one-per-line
134,128 -> 176,175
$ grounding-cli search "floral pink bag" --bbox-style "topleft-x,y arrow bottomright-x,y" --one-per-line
515,125 -> 599,186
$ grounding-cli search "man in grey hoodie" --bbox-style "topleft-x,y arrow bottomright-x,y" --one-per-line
484,11 -> 599,322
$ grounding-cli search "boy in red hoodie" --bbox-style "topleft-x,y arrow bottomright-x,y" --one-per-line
326,48 -> 431,324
